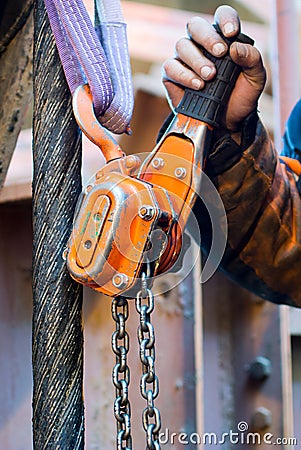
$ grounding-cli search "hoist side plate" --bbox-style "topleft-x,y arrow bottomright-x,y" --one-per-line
66,171 -> 161,296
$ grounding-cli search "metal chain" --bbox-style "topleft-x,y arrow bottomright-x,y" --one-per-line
136,273 -> 161,450
111,274 -> 161,449
111,296 -> 132,450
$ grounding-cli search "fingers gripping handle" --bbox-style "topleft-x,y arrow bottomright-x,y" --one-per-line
175,25 -> 254,127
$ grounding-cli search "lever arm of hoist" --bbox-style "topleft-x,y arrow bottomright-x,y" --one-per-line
138,30 -> 254,224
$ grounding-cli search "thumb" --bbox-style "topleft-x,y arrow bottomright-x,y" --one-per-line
230,42 -> 266,92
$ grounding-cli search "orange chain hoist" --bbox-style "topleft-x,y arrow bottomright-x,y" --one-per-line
66,28 -> 254,297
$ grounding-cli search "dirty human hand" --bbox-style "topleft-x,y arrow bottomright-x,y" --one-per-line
162,5 -> 266,135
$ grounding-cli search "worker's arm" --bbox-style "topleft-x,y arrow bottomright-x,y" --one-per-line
197,113 -> 301,307
162,5 -> 301,307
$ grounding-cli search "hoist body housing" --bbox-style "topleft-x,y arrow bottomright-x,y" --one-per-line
66,116 -> 207,297
66,155 -> 180,296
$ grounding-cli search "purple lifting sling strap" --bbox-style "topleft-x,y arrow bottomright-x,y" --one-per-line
43,0 -> 134,134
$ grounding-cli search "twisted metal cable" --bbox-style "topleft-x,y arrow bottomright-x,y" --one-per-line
32,1 -> 84,447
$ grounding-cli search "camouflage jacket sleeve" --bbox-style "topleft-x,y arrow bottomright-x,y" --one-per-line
196,112 -> 301,307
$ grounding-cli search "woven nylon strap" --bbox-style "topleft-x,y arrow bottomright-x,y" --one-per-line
43,0 -> 134,134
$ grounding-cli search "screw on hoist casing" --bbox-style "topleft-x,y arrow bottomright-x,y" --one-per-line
96,170 -> 104,180
84,239 -> 92,249
138,205 -> 155,221
85,184 -> 94,194
112,273 -> 129,289
151,157 -> 165,169
247,356 -> 272,381
124,155 -> 141,173
251,407 -> 272,431
174,167 -> 186,179
125,155 -> 137,168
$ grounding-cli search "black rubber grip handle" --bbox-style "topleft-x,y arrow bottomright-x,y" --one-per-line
175,25 -> 254,127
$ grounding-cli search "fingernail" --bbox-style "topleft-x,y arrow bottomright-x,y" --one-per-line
213,42 -> 226,56
200,66 -> 213,79
236,42 -> 247,58
224,22 -> 235,35
191,79 -> 202,89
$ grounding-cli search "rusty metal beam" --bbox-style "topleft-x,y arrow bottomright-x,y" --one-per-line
0,0 -> 33,190
202,273 -> 295,449
269,0 -> 300,443
271,0 -> 300,148
122,0 -> 264,22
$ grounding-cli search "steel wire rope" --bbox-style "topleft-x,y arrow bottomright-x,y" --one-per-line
32,1 -> 84,447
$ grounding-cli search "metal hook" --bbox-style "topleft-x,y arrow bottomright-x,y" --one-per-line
72,83 -> 125,162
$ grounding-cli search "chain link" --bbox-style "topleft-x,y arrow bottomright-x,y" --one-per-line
111,275 -> 162,449
112,296 -> 132,450
136,274 -> 161,450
